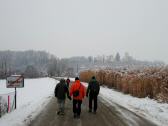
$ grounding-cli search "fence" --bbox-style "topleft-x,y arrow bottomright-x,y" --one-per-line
0,92 -> 15,117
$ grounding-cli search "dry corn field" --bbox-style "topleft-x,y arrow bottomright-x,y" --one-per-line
79,67 -> 168,103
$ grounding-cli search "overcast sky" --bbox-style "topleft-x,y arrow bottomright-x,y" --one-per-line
0,0 -> 168,63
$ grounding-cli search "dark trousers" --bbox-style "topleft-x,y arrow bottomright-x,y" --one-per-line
73,99 -> 82,116
89,94 -> 98,112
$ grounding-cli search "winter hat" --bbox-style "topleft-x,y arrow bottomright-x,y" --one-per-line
75,77 -> 79,80
60,79 -> 65,83
92,76 -> 95,79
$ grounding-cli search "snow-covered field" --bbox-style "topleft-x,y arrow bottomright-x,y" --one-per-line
0,78 -> 168,126
0,78 -> 57,126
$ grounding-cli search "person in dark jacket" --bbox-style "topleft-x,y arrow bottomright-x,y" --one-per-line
54,79 -> 71,115
66,78 -> 70,88
86,76 -> 100,114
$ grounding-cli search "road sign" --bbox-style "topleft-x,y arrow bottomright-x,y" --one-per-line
6,75 -> 24,88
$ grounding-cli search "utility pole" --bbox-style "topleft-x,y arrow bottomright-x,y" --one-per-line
4,61 -> 7,77
77,64 -> 79,77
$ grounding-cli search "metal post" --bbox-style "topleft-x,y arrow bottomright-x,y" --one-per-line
0,97 -> 1,117
8,95 -> 10,112
15,87 -> 16,109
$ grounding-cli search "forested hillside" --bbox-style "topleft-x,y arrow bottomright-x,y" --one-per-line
0,50 -> 164,78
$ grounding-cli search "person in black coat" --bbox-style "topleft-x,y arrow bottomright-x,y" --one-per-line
54,79 -> 71,115
66,78 -> 70,88
86,76 -> 100,114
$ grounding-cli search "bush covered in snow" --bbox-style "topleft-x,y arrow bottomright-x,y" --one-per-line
0,96 -> 8,117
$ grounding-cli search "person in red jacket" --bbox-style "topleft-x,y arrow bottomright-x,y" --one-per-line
70,77 -> 85,118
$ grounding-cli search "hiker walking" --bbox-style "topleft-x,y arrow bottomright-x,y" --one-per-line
66,78 -> 70,88
70,77 -> 85,118
54,79 -> 71,115
86,76 -> 100,114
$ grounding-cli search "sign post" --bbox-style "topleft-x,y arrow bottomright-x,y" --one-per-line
15,87 -> 16,109
6,75 -> 24,109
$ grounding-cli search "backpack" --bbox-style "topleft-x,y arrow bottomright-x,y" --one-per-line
73,90 -> 79,97
73,84 -> 81,97
90,81 -> 99,94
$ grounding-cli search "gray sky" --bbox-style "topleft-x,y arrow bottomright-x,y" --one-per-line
0,0 -> 168,63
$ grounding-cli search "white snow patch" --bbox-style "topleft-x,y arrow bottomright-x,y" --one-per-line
0,77 -> 57,126
99,86 -> 168,126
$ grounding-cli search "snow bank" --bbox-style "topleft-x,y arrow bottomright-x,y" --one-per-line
100,86 -> 168,126
0,78 -> 57,126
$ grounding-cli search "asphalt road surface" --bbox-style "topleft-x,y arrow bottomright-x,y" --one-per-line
28,96 -> 157,126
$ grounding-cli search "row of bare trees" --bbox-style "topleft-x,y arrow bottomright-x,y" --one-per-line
0,51 -> 74,78
0,50 -> 164,79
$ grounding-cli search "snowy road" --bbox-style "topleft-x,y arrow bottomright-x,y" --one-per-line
29,96 -> 157,126
1,78 -> 163,126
